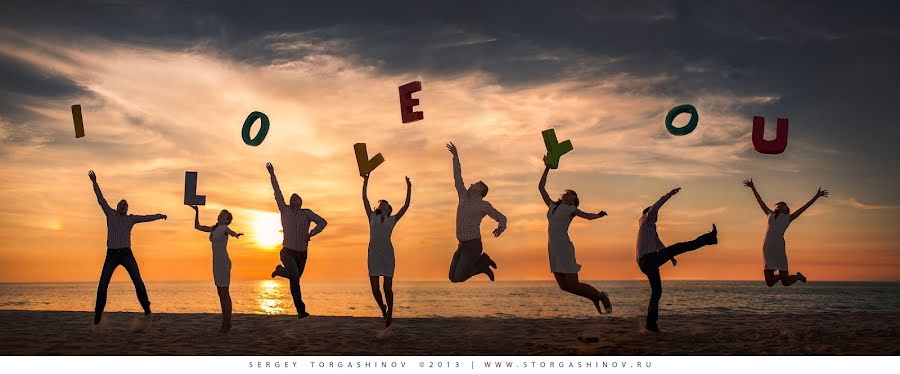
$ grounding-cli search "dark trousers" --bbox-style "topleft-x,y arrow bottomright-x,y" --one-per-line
638,234 -> 713,327
94,247 -> 151,324
273,247 -> 309,315
448,239 -> 490,282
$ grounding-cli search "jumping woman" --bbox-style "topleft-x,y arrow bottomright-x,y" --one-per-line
743,178 -> 828,287
538,159 -> 612,315
190,205 -> 243,333
361,172 -> 412,327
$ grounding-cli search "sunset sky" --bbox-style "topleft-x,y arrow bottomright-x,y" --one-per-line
0,1 -> 898,283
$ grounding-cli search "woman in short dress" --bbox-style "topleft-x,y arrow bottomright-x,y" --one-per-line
361,172 -> 411,327
191,205 -> 243,332
539,160 -> 612,315
743,178 -> 828,287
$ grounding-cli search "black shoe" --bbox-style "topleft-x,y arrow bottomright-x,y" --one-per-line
485,268 -> 495,282
298,311 -> 310,319
645,323 -> 660,333
485,255 -> 497,269
706,224 -> 718,245
271,265 -> 284,278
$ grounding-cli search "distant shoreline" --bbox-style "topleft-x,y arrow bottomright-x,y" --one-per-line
1,310 -> 897,355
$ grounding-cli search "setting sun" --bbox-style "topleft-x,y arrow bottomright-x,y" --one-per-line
252,212 -> 283,249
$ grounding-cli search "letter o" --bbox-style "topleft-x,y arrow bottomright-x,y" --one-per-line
242,111 -> 270,146
665,104 -> 699,136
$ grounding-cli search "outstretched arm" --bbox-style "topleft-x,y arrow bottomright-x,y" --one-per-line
743,179 -> 772,215
538,163 -> 554,207
575,209 -> 607,220
395,177 -> 412,221
307,211 -> 328,238
88,170 -> 113,214
226,228 -> 244,238
362,174 -> 373,216
131,213 -> 166,224
791,188 -> 828,221
484,203 -> 508,237
266,162 -> 287,209
191,205 -> 212,232
648,188 -> 680,216
447,143 -> 466,198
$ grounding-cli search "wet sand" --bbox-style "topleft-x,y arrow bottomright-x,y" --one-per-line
0,310 -> 897,355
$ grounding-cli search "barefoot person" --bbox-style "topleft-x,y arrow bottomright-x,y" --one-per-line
190,205 -> 243,333
88,170 -> 167,326
743,178 -> 828,287
538,161 -> 612,315
361,172 -> 412,327
637,188 -> 717,332
266,162 -> 328,318
446,142 -> 508,282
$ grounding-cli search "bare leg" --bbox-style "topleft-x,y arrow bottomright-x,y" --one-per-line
779,270 -> 806,286
764,269 -> 781,287
553,273 -> 610,315
217,286 -> 232,333
383,277 -> 394,327
369,276 -> 387,320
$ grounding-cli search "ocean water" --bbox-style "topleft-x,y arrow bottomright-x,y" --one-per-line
0,280 -> 898,319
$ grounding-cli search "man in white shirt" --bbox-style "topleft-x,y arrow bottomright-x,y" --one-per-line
637,187 -> 717,332
266,163 -> 328,318
88,170 -> 167,326
446,143 -> 508,283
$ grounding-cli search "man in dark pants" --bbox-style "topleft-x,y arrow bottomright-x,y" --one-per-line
636,187 -> 717,332
266,162 -> 328,318
89,170 -> 167,326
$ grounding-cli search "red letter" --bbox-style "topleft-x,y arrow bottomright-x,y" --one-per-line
752,116 -> 789,154
399,81 -> 424,123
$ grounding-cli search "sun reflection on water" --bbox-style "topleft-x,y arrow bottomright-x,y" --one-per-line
257,280 -> 286,315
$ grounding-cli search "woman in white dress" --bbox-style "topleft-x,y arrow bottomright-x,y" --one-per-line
362,172 -> 411,327
539,161 -> 612,315
190,205 -> 243,332
743,178 -> 828,287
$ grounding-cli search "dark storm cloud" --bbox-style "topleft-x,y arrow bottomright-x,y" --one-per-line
1,0 -> 898,178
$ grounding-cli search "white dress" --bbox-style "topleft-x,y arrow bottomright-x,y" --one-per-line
367,213 -> 396,277
209,225 -> 232,287
762,213 -> 791,271
547,203 -> 581,273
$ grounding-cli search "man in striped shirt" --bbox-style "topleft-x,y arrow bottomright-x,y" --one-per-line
446,143 -> 508,283
266,162 -> 328,318
636,187 -> 717,332
88,170 -> 167,326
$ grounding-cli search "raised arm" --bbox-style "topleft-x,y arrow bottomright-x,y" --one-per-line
538,162 -> 553,207
447,142 -> 466,198
266,162 -> 287,209
88,170 -> 113,214
790,187 -> 828,221
190,205 -> 212,232
395,177 -> 413,221
361,174 -> 373,216
484,202 -> 508,237
648,188 -> 680,216
743,178 -> 772,215
307,210 -> 328,238
575,208 -> 607,220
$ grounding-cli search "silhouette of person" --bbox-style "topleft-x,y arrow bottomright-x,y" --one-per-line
446,142 -> 507,282
538,160 -> 612,315
637,188 -> 717,332
361,172 -> 411,327
743,178 -> 828,287
88,170 -> 166,326
190,205 -> 243,333
265,162 -> 327,318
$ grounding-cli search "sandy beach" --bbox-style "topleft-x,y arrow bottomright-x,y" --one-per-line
0,310 -> 897,355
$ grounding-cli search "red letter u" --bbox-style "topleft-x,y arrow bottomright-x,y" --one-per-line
752,116 -> 789,154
